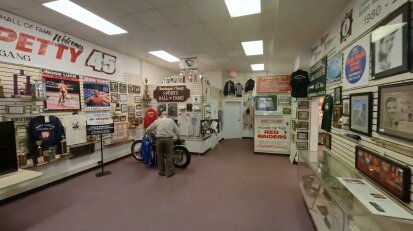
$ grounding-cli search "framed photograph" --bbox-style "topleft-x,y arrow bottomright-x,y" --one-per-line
136,104 -> 141,110
333,105 -> 343,128
83,77 -> 110,111
297,100 -> 309,109
120,104 -> 128,113
111,93 -> 119,103
134,96 -> 141,103
120,115 -> 127,121
283,108 -> 291,114
327,53 -> 342,85
6,105 -> 25,114
278,95 -> 291,107
134,85 -> 141,94
31,105 -> 40,115
168,103 -> 178,117
323,133 -> 331,150
296,142 -> 308,150
297,121 -> 309,130
342,98 -> 350,116
200,119 -> 220,134
371,3 -> 410,79
119,83 -> 127,93
128,84 -> 134,93
297,132 -> 308,140
350,92 -> 372,136
113,116 -> 120,122
204,104 -> 211,119
297,111 -> 309,120
377,82 -> 413,141
110,82 -> 118,92
255,95 -> 277,112
355,146 -> 411,202
119,94 -> 128,102
334,87 -> 342,105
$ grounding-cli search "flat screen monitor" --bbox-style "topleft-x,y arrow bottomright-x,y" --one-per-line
0,121 -> 18,176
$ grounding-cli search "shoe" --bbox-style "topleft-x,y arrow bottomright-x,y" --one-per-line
166,172 -> 175,177
158,172 -> 165,176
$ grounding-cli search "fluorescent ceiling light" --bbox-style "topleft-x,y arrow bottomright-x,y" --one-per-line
224,0 -> 261,18
148,51 -> 180,62
43,0 -> 127,35
251,64 -> 264,71
241,40 -> 263,56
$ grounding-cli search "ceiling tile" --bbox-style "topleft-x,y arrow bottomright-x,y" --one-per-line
105,0 -> 155,13
132,10 -> 175,29
159,4 -> 200,25
189,0 -> 229,22
150,0 -> 186,8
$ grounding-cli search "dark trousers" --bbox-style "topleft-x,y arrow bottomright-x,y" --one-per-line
156,137 -> 174,175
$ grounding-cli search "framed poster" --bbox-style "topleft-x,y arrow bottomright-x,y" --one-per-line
334,87 -> 342,105
42,70 -> 81,111
278,95 -> 291,107
371,3 -> 409,79
119,83 -> 127,93
83,77 -> 110,111
128,84 -> 134,93
342,98 -> 350,116
255,95 -> 277,112
297,100 -> 310,109
327,53 -> 342,85
297,132 -> 308,140
308,56 -> 327,97
110,82 -> 118,92
283,108 -> 291,114
355,146 -> 411,202
134,85 -> 141,94
256,75 -> 291,93
111,93 -> 119,103
350,92 -> 372,136
200,119 -> 220,134
119,94 -> 128,102
297,111 -> 309,120
6,105 -> 25,114
377,82 -> 413,141
297,121 -> 309,130
333,105 -> 343,129
343,35 -> 370,89
296,142 -> 308,150
254,115 -> 290,154
120,104 -> 128,113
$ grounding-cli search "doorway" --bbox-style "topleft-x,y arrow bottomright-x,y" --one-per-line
223,101 -> 242,139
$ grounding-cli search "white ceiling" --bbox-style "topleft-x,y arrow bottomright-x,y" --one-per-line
0,0 -> 348,74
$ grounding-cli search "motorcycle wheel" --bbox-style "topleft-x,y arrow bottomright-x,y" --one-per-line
131,140 -> 143,161
173,146 -> 191,168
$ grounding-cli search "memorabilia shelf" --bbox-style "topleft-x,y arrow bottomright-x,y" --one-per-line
297,150 -> 413,231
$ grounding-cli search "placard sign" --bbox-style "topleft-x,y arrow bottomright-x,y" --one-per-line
254,115 -> 290,154
86,113 -> 114,135
256,75 -> 291,93
308,56 -> 327,97
153,85 -> 190,102
343,35 -> 370,89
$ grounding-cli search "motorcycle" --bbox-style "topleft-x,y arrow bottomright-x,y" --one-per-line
131,133 -> 191,168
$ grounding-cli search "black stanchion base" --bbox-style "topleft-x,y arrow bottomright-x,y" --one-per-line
96,170 -> 112,177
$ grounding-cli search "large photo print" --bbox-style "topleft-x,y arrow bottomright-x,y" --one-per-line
83,77 -> 110,111
378,82 -> 413,141
42,69 -> 81,111
350,92 -> 372,136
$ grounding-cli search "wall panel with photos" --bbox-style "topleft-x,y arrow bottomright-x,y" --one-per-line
310,0 -> 413,210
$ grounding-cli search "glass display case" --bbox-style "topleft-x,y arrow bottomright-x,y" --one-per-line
297,150 -> 413,231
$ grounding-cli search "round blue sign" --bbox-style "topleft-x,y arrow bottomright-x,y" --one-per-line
345,45 -> 366,84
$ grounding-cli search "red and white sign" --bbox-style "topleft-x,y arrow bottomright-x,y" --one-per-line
256,75 -> 291,93
0,10 -> 131,80
254,115 -> 290,154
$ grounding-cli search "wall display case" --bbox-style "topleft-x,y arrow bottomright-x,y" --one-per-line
298,150 -> 413,231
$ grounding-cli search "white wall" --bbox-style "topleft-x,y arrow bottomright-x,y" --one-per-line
204,71 -> 223,89
141,61 -> 175,85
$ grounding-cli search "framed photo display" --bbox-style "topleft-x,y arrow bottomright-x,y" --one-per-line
297,100 -> 309,109
133,85 -> 141,94
297,142 -> 308,150
283,108 -> 291,114
327,53 -> 342,85
333,105 -> 343,129
355,146 -> 411,202
297,111 -> 309,120
297,121 -> 309,130
377,82 -> 413,141
121,104 -> 128,113
297,132 -> 308,140
334,87 -> 342,105
342,98 -> 350,116
350,92 -> 372,136
111,93 -> 119,103
371,3 -> 410,79
110,82 -> 118,92
119,83 -> 127,93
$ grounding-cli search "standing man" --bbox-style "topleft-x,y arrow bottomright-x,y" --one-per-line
57,80 -> 67,107
146,111 -> 180,177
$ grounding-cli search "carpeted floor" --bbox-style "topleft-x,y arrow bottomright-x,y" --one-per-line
0,139 -> 314,231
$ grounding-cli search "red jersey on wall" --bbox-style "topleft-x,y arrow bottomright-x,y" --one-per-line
144,108 -> 158,128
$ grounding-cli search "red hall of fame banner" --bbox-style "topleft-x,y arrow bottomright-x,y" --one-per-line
256,75 -> 291,93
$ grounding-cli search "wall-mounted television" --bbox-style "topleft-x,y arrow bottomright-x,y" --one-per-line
0,121 -> 18,176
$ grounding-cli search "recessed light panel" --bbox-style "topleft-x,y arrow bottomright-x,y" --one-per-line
148,51 -> 180,62
241,40 -> 263,56
251,64 -> 264,71
43,0 -> 127,35
224,0 -> 261,18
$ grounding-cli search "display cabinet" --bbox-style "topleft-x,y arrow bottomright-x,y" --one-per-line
297,150 -> 413,231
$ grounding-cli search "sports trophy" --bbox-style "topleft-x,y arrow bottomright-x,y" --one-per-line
12,70 -> 32,98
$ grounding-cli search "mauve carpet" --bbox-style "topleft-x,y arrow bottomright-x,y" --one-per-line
0,139 -> 314,231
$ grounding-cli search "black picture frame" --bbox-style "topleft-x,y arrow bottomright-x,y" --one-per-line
119,83 -> 127,93
334,87 -> 342,105
110,82 -> 118,92
371,3 -> 410,79
350,92 -> 372,136
128,84 -> 134,93
297,111 -> 309,120
297,132 -> 308,140
377,82 -> 413,142
133,85 -> 141,94
200,119 -> 220,134
342,98 -> 350,116
355,146 -> 411,202
296,142 -> 308,150
120,104 -> 128,113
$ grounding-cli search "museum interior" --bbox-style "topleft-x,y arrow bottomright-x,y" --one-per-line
0,0 -> 413,230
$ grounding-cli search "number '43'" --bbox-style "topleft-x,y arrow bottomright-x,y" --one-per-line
85,49 -> 116,74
